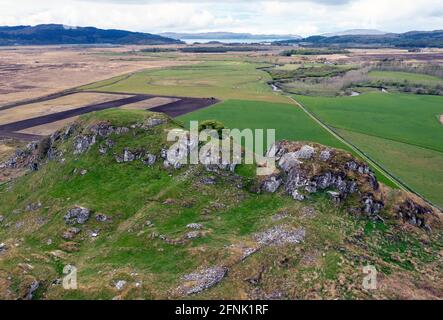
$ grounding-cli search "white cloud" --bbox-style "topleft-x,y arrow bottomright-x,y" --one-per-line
0,0 -> 442,36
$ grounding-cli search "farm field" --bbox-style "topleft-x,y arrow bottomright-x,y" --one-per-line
296,92 -> 443,207
296,92 -> 443,152
81,61 -> 289,103
368,70 -> 443,86
177,99 -> 349,151
0,92 -> 130,125
336,128 -> 443,208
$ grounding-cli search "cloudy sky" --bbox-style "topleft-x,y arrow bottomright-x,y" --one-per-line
1,0 -> 443,36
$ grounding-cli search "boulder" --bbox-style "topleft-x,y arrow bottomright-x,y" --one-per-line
62,227 -> 81,240
254,226 -> 305,246
64,207 -> 91,225
142,153 -> 157,166
260,175 -> 282,193
396,199 -> 433,230
73,135 -> 96,155
115,280 -> 127,291
177,266 -> 227,295
95,213 -> 108,222
187,223 -> 203,230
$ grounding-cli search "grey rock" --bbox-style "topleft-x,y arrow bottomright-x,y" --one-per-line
285,167 -> 308,194
62,227 -> 81,240
73,135 -> 96,155
25,202 -> 42,212
0,215 -> 4,223
178,266 -> 227,295
123,149 -> 135,162
362,195 -> 384,216
64,207 -> 91,225
200,176 -> 216,185
0,243 -> 6,253
24,280 -> 39,300
115,280 -> 127,291
142,153 -> 157,166
89,123 -> 115,137
98,145 -> 108,155
186,223 -> 203,230
320,149 -> 332,161
327,191 -> 342,204
294,145 -> 316,160
185,231 -> 200,239
261,175 -> 282,193
115,127 -> 129,135
144,118 -> 166,128
254,226 -> 305,246
95,213 -> 108,222
278,152 -> 302,172
291,190 -> 305,201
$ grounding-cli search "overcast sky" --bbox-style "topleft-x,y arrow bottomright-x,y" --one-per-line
1,0 -> 443,36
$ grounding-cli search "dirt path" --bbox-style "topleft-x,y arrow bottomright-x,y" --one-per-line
440,114 -> 443,125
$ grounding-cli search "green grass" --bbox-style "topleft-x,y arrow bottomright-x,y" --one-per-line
337,128 -> 443,208
0,108 -> 441,300
368,70 -> 443,86
296,92 -> 443,153
296,92 -> 443,207
80,61 -> 289,103
177,99 -> 349,151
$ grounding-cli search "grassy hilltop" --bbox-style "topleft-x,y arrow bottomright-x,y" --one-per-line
0,109 -> 441,300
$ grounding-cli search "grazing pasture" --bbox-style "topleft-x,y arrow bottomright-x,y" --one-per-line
81,61 -> 289,103
178,99 -> 350,151
296,92 -> 443,152
296,92 -> 443,207
368,70 -> 443,86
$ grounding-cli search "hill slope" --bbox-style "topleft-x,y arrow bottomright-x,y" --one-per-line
0,24 -> 182,46
0,109 -> 441,300
275,30 -> 443,48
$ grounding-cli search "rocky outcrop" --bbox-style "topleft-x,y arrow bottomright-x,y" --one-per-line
176,266 -> 227,296
395,199 -> 435,231
259,141 -> 440,229
254,226 -> 305,246
64,207 -> 90,225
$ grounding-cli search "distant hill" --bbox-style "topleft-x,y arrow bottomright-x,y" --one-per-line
274,30 -> 443,48
160,32 -> 302,41
321,29 -> 387,37
0,24 -> 182,46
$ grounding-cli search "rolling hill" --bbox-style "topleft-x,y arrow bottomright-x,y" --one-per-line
0,109 -> 441,299
275,30 -> 443,48
0,24 -> 182,46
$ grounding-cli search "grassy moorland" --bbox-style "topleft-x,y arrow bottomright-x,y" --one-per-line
81,61 -> 289,103
296,92 -> 443,207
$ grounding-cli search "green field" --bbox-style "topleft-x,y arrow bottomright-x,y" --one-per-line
368,70 -> 443,86
81,61 -> 289,103
337,128 -> 443,208
177,99 -> 349,151
296,92 -> 443,207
